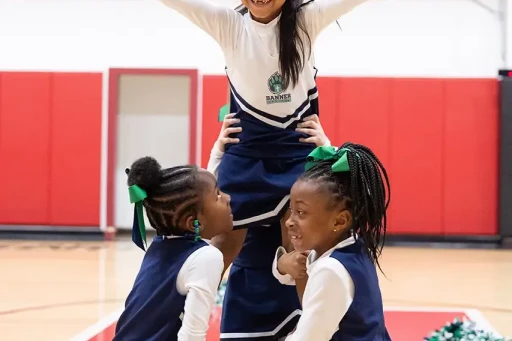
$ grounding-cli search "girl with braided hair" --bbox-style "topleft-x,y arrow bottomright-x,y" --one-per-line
273,142 -> 391,341
114,156 -> 233,341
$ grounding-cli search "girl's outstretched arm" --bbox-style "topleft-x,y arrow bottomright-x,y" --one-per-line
304,0 -> 369,40
159,0 -> 242,50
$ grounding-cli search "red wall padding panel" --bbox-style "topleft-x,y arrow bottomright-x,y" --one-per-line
388,79 -> 445,234
0,72 -> 102,227
201,75 -> 226,167
0,72 -> 52,224
315,77 -> 338,143
201,76 -> 498,236
337,78 -> 392,164
50,73 -> 102,226
443,79 -> 498,235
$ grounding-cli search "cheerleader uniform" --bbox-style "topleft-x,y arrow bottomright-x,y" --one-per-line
273,236 -> 391,341
113,236 -> 224,341
163,0 -> 369,228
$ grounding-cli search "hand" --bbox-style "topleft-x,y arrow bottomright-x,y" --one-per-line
277,250 -> 309,279
296,114 -> 329,147
216,113 -> 242,152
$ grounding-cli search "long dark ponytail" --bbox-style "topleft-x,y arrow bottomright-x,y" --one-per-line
278,0 -> 312,90
236,0 -> 312,91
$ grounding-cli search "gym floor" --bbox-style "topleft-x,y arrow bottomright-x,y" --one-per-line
1,238 -> 511,341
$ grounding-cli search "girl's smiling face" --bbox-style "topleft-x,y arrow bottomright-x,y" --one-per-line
241,0 -> 285,24
285,179 -> 352,256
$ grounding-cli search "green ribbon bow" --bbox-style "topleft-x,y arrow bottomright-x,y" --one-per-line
129,185 -> 148,251
305,146 -> 351,172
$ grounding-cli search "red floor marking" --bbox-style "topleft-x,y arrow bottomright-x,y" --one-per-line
386,311 -> 468,340
78,307 -> 488,341
87,323 -> 116,341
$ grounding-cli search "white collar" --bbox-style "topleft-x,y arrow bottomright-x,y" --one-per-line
306,234 -> 357,269
245,12 -> 281,31
162,235 -> 211,244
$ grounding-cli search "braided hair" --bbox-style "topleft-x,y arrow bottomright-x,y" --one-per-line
299,142 -> 391,271
126,156 -> 202,236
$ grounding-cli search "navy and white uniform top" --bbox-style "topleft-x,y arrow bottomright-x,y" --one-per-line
113,236 -> 224,341
273,235 -> 390,341
160,0 -> 369,134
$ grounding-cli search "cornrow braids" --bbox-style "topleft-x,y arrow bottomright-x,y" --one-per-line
126,157 -> 202,236
299,142 -> 391,272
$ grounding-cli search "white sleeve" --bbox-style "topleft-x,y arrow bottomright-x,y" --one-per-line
271,247 -> 296,285
206,143 -> 224,179
285,258 -> 354,341
159,0 -> 242,50
303,0 -> 369,41
176,245 -> 224,341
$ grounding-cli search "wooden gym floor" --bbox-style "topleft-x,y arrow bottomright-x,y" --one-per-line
0,238 -> 511,341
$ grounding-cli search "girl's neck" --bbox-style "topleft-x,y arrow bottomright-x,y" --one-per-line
249,11 -> 281,24
315,231 -> 352,257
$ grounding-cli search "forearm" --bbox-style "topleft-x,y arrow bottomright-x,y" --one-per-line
159,0 -> 240,49
295,276 -> 308,306
305,0 -> 369,39
206,144 -> 224,178
272,247 -> 296,286
320,0 -> 368,24
160,0 -> 212,20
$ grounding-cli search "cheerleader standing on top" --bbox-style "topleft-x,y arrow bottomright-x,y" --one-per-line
159,0 -> 370,339
113,156 -> 233,341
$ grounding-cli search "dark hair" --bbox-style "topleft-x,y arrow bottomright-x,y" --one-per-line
126,156 -> 201,236
299,142 -> 391,271
236,0 -> 312,90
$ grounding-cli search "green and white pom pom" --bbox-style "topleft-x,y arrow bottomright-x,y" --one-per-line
214,280 -> 227,307
424,318 -> 505,341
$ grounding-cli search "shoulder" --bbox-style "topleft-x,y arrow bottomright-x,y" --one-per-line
178,244 -> 224,286
182,244 -> 224,276
177,244 -> 223,295
188,244 -> 223,266
309,257 -> 355,300
313,257 -> 353,284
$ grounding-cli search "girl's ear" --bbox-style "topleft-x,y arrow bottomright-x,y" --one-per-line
334,209 -> 351,231
183,215 -> 196,233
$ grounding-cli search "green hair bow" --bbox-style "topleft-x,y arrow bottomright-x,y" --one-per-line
129,185 -> 148,251
305,146 -> 351,172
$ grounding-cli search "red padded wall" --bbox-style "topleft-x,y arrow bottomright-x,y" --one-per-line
201,76 -> 498,236
201,75 -> 227,167
0,71 -> 102,227
388,79 -> 445,234
50,73 -> 102,226
443,79 -> 498,235
315,77 -> 338,143
0,71 -> 498,235
0,72 -> 52,224
337,77 -> 392,164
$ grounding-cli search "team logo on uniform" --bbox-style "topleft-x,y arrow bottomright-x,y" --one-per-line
266,72 -> 291,104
